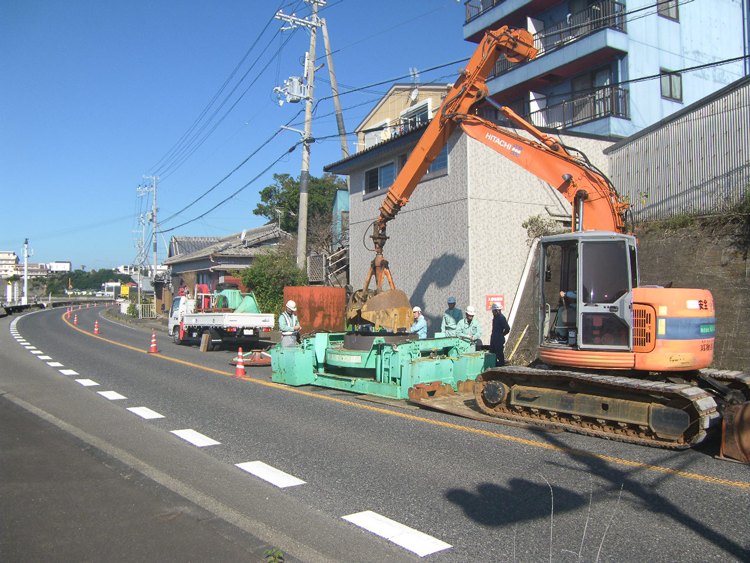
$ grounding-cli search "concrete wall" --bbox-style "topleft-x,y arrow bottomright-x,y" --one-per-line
349,133 -> 469,335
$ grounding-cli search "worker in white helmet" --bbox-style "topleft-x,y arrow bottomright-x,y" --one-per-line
456,305 -> 482,349
441,296 -> 462,336
409,305 -> 427,339
489,302 -> 510,366
279,300 -> 301,347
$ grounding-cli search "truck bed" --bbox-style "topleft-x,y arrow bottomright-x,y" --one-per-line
182,311 -> 274,328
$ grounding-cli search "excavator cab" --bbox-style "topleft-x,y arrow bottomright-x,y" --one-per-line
540,231 -> 638,352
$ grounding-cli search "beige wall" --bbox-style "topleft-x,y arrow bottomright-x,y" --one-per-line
356,86 -> 448,151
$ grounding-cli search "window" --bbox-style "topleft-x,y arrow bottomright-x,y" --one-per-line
657,0 -> 678,21
364,162 -> 395,194
428,145 -> 448,174
581,241 -> 629,304
400,101 -> 430,129
660,69 -> 682,102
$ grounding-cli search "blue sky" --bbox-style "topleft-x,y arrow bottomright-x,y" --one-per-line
1,0 -> 474,270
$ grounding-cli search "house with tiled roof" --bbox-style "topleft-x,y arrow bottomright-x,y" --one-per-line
163,224 -> 292,306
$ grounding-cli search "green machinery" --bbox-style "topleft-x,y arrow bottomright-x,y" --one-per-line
271,332 -> 494,400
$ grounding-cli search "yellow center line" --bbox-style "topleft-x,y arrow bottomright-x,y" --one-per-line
62,310 -> 750,490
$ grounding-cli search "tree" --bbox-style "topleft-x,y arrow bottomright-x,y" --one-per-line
253,172 -> 346,234
237,241 -> 307,319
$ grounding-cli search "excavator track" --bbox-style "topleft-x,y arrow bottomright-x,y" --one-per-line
698,369 -> 750,399
472,366 -> 721,449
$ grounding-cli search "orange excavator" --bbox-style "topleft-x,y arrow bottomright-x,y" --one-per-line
347,25 -> 750,459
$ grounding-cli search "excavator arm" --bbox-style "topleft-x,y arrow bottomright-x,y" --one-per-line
457,109 -> 629,233
347,26 -> 538,329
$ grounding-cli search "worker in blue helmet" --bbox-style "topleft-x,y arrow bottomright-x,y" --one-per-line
441,296 -> 462,337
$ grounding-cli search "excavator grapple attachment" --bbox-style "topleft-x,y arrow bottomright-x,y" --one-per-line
346,289 -> 412,332
720,402 -> 750,464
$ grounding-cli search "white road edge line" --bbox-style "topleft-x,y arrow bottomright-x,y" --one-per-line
235,461 -> 306,488
127,407 -> 165,420
342,511 -> 451,557
170,429 -> 220,447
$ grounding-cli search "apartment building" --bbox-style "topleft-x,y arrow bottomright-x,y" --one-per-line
0,252 -> 18,278
464,0 -> 748,137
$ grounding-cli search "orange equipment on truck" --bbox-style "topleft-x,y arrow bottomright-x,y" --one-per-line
348,25 -> 749,460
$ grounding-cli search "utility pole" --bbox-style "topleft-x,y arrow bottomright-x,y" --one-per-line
321,18 -> 348,159
142,176 -> 159,284
22,238 -> 31,305
275,0 -> 325,270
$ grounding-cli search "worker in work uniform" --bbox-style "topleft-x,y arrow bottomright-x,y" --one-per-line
456,305 -> 482,349
279,300 -> 301,347
441,296 -> 462,336
489,302 -> 511,366
409,306 -> 427,339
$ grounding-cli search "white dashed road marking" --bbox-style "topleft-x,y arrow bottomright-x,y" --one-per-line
46,362 -> 64,367
342,511 -> 452,557
170,429 -> 220,447
75,379 -> 99,386
38,356 -> 52,360
127,407 -> 165,420
235,461 -> 306,488
30,351 -> 43,355
59,369 -> 79,376
98,391 -> 127,401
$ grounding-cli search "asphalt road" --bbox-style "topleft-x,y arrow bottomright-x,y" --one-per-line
2,306 -> 749,562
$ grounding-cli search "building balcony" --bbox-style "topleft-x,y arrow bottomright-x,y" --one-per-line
527,86 -> 629,130
489,0 -> 626,79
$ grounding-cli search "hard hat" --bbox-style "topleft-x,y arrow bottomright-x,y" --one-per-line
412,306 -> 421,313
491,303 -> 502,311
447,296 -> 456,304
465,306 -> 476,315
286,300 -> 297,312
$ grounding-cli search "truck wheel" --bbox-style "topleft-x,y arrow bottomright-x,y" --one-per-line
173,330 -> 183,345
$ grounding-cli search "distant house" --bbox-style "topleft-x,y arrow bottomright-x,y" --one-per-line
163,224 -> 291,308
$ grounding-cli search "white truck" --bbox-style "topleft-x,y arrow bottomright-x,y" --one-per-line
168,286 -> 275,351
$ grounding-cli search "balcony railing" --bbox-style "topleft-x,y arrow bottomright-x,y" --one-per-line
527,86 -> 629,129
490,0 -> 626,78
465,0 -> 506,23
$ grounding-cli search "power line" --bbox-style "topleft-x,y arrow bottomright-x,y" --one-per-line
149,1 -> 290,174
161,142 -> 302,233
160,107 -> 303,225
149,2 -> 301,179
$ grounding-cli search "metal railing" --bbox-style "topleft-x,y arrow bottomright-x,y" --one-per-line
326,246 -> 349,288
137,303 -> 157,319
527,86 -> 629,129
490,1 -> 626,78
464,0 -> 505,23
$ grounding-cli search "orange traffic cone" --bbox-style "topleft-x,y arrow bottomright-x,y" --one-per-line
148,331 -> 159,354
94,320 -> 99,335
234,347 -> 246,379
66,308 -> 70,319
74,314 -> 78,325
